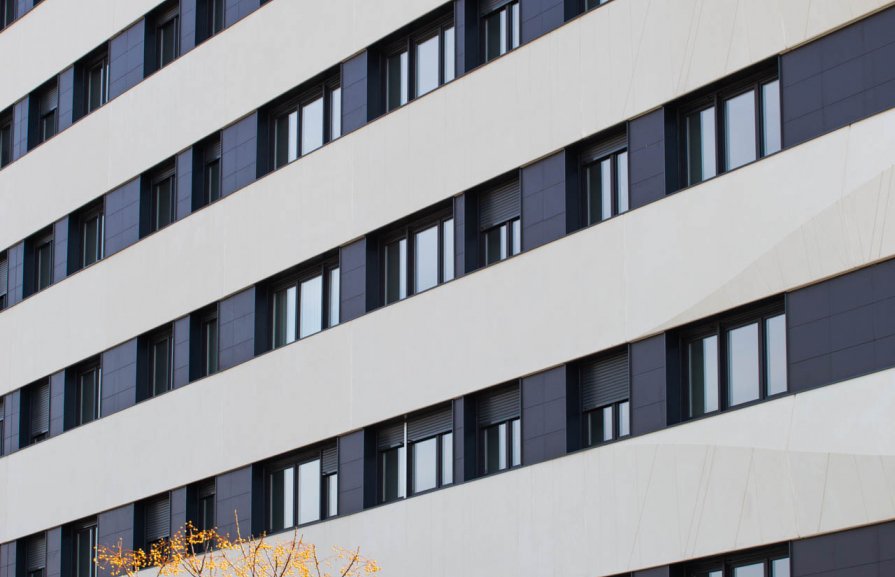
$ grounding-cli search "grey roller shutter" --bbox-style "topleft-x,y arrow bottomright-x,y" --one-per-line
321,445 -> 338,475
205,138 -> 222,162
407,405 -> 452,442
480,0 -> 513,15
40,85 -> 58,113
377,422 -> 404,450
478,384 -> 520,426
479,178 -> 520,230
144,496 -> 171,542
26,535 -> 46,570
581,351 -> 629,411
196,480 -> 215,499
580,133 -> 627,165
0,255 -> 8,299
31,382 -> 49,436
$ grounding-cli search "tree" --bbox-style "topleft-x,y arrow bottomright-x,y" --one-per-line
94,516 -> 379,577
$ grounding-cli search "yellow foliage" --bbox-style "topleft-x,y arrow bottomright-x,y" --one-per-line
94,518 -> 379,577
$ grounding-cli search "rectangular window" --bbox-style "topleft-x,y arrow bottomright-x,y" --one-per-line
300,96 -> 324,155
330,87 -> 342,140
299,274 -> 323,338
274,109 -> 298,168
72,521 -> 97,577
271,260 -> 339,348
202,0 -> 225,41
328,267 -> 340,328
35,81 -> 58,145
26,380 -> 50,445
724,90 -> 757,171
0,398 -> 5,456
272,284 -> 297,348
477,384 -> 521,476
77,203 -> 104,270
1,0 -> 14,30
142,495 -> 171,551
269,466 -> 295,531
584,148 -> 629,225
297,459 -> 322,525
484,1 -> 519,62
482,419 -> 521,474
26,227 -> 54,296
584,0 -> 610,10
415,34 -> 440,97
685,548 -> 789,577
684,306 -> 786,419
148,163 -> 177,233
580,348 -> 631,445
0,251 -> 6,310
192,480 -> 215,532
386,50 -> 409,111
203,136 -> 222,206
0,108 -> 12,168
384,237 -> 407,304
479,178 -> 521,266
761,80 -> 781,155
482,219 -> 521,265
383,14 -> 454,112
268,76 -> 341,171
156,8 -> 180,70
76,361 -> 102,426
149,329 -> 173,398
380,444 -> 406,503
24,534 -> 46,577
266,444 -> 336,531
201,311 -> 218,377
381,211 -> 454,305
685,106 -> 716,185
81,48 -> 110,116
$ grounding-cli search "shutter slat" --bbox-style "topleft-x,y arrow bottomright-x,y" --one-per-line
321,445 -> 338,474
581,351 -> 630,410
481,0 -> 513,15
145,496 -> 171,542
478,384 -> 520,426
407,405 -> 452,442
196,481 -> 215,499
377,422 -> 404,450
26,535 -> 46,570
206,138 -> 222,161
580,133 -> 627,165
479,178 -> 520,230
0,255 -> 8,297
31,382 -> 49,436
40,86 -> 58,112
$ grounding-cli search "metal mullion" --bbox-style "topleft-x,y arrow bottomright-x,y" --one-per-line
404,228 -> 413,297
713,94 -> 723,176
716,321 -> 727,411
754,81 -> 763,159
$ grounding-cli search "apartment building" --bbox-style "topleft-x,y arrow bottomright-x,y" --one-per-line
1,0 -> 895,576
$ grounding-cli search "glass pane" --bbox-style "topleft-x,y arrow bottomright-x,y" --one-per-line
287,110 -> 298,162
443,27 -> 455,83
269,468 -> 294,530
771,558 -> 790,577
618,401 -> 630,437
412,437 -> 437,494
414,225 -> 439,293
297,460 -> 321,525
154,179 -> 174,230
616,151 -> 629,214
724,90 -> 757,171
83,216 -> 100,267
511,418 -> 521,466
727,322 -> 760,407
441,432 -> 453,485
326,474 -> 338,517
205,319 -> 218,375
88,63 -> 104,113
158,18 -> 178,67
511,219 -> 521,256
199,495 -> 214,531
78,370 -> 98,425
37,242 -> 53,290
484,226 -> 504,265
152,338 -> 170,396
384,238 -> 407,304
733,562 -> 763,577
330,87 -> 342,139
442,219 -> 454,282
765,314 -> 787,395
688,335 -> 719,417
415,35 -> 440,97
75,526 -> 97,577
483,424 -> 505,474
274,111 -> 298,168
587,407 -> 613,445
299,275 -> 323,339
600,157 -> 612,220
273,285 -> 297,347
686,106 -> 716,185
301,96 -> 324,155
381,447 -> 405,502
387,51 -> 409,110
762,80 -> 781,155
328,267 -> 340,327
485,10 -> 503,61
510,3 -> 520,49
206,159 -> 221,203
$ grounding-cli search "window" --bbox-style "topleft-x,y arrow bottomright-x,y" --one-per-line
70,520 -> 97,577
189,480 -> 216,533
152,3 -> 180,72
0,0 -> 14,30
75,359 -> 102,426
32,80 -> 58,147
197,0 -> 225,44
477,384 -> 521,476
380,209 -> 454,305
683,303 -> 787,419
377,405 -> 453,503
479,178 -> 521,266
198,135 -> 222,208
681,69 -> 780,187
270,258 -> 340,349
579,133 -> 629,226
72,201 -> 104,271
581,349 -> 630,447
24,380 -> 50,445
0,251 -> 7,310
201,310 -> 218,377
685,547 -> 789,577
147,161 -> 177,234
584,0 -> 610,11
266,444 -> 338,531
76,45 -> 110,119
268,73 -> 341,171
144,327 -> 174,399
483,1 -> 520,62
26,227 -> 54,295
141,495 -> 171,552
0,397 -> 5,456
383,14 -> 455,112
23,534 -> 46,577
0,107 -> 12,168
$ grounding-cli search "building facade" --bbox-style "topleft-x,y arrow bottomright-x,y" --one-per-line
1,0 -> 895,576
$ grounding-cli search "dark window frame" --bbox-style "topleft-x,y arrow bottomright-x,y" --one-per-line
154,5 -> 180,71
27,227 -> 55,296
581,145 -> 629,227
267,74 -> 341,172
75,358 -> 102,427
263,444 -> 337,532
76,44 -> 111,120
32,79 -> 59,148
482,1 -> 520,63
196,0 -> 225,44
140,493 -> 172,553
74,201 -> 105,272
685,544 -> 790,577
269,257 -> 340,349
481,217 -> 521,266
382,13 -> 455,113
69,518 -> 98,577
0,106 -> 12,168
24,379 -> 50,445
148,162 -> 177,233
479,416 -> 521,476
408,430 -> 453,496
146,326 -> 174,399
0,0 -> 15,30
199,308 -> 218,378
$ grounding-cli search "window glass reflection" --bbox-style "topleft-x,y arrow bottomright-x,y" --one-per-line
441,432 -> 453,485
443,27 -> 455,83
385,238 -> 407,304
733,563 -> 764,577
762,80 -> 781,155
301,97 -> 324,155
415,35 -> 440,97
765,314 -> 787,395
269,467 -> 294,531
297,459 -> 321,525
724,90 -> 757,171
414,225 -> 439,293
686,107 -> 716,185
771,558 -> 790,577
329,268 -> 340,327
412,437 -> 437,493
727,322 -> 760,407
299,275 -> 323,339
442,219 -> 454,282
689,335 -> 719,417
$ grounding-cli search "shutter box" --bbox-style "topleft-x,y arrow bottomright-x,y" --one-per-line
581,350 -> 630,411
144,495 -> 171,543
480,0 -> 514,15
377,422 -> 404,451
30,381 -> 50,437
407,404 -> 452,442
321,445 -> 338,475
26,535 -> 46,571
477,383 -> 520,426
479,178 -> 521,231
579,132 -> 627,165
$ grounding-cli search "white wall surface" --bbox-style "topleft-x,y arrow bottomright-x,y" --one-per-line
2,366 -> 894,576
0,0 -> 891,253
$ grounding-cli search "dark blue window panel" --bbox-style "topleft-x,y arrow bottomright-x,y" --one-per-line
521,150 -> 566,252
109,21 -> 145,101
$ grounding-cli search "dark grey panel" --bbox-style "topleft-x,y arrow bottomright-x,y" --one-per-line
53,217 -> 68,285
521,365 -> 567,466
180,0 -> 197,53
104,178 -> 141,257
788,258 -> 895,392
109,21 -> 145,100
453,195 -> 466,278
215,466 -> 254,539
337,430 -> 366,516
478,383 -> 520,426
173,316 -> 190,389
100,339 -> 138,417
219,287 -> 255,371
634,567 -> 671,577
339,239 -> 367,323
520,0 -> 564,44
58,67 -> 75,132
521,150 -> 566,252
627,109 -> 666,209
48,370 -> 64,438
782,6 -> 895,148
170,486 -> 188,537
97,505 -> 134,577
792,521 -> 895,577
12,98 -> 28,161
45,528 -> 61,577
454,0 -> 468,76
224,0 -> 261,27
0,543 -> 14,577
15,0 -> 32,18
7,242 -> 25,307
221,114 -> 257,197
341,52 -> 368,135
630,335 -> 667,436
176,148 -> 193,221
3,391 -> 20,454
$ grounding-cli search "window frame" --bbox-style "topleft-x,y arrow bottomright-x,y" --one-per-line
269,258 -> 340,349
481,217 -> 521,266
80,46 -> 111,118
380,208 -> 454,305
482,1 -> 520,63
76,201 -> 105,271
70,519 -> 98,577
584,400 -> 630,448
202,136 -> 222,207
148,163 -> 177,233
479,416 -> 521,476
155,6 -> 180,71
0,107 -> 12,168
30,228 -> 54,295
199,308 -> 219,378
35,81 -> 59,146
407,431 -> 453,496
268,76 -> 341,172
263,446 -> 337,532
686,545 -> 790,577
678,68 -> 780,189
0,0 -> 14,30
382,14 -> 455,112
680,301 -> 787,420
75,359 -> 102,427
147,327 -> 174,399
581,145 -> 629,227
